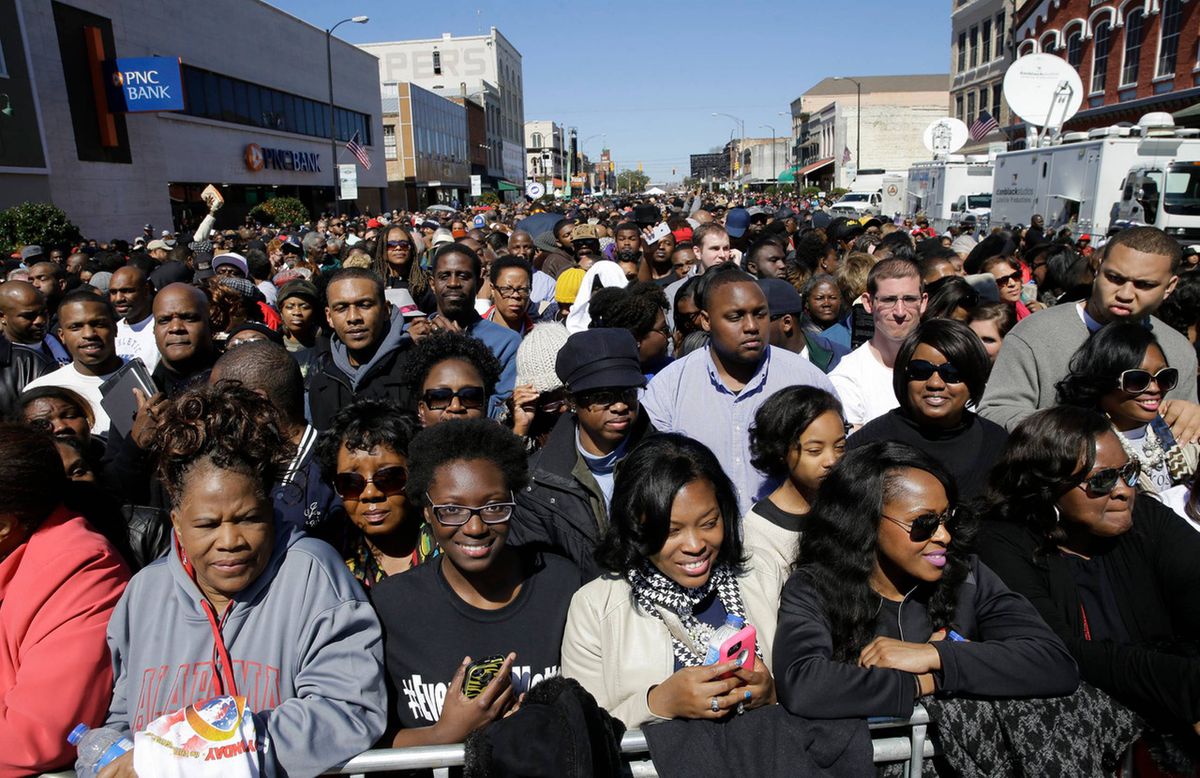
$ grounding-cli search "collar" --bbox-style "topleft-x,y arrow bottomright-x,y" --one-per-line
575,423 -> 629,473
1077,300 -> 1151,333
703,343 -> 770,397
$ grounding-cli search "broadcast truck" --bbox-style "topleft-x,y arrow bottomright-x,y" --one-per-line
989,113 -> 1200,243
905,156 -> 994,233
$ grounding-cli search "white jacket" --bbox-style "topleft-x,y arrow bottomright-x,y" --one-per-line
560,559 -> 786,728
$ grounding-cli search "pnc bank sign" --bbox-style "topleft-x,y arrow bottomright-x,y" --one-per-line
104,57 -> 185,112
244,143 -> 321,173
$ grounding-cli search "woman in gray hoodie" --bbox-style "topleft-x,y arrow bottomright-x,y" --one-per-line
100,384 -> 386,778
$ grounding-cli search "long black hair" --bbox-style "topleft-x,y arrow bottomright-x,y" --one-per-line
1056,322 -> 1162,409
796,441 -> 972,662
892,318 -> 991,413
595,434 -> 746,575
979,406 -> 1112,551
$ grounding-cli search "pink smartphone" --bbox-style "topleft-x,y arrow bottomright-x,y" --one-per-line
708,624 -> 756,678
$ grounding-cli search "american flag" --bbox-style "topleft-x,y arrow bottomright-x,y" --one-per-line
842,145 -> 852,163
969,110 -> 999,141
345,131 -> 371,170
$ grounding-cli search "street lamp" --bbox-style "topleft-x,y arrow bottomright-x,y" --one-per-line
759,124 -> 779,186
832,76 -> 862,179
326,15 -> 369,214
712,112 -> 745,191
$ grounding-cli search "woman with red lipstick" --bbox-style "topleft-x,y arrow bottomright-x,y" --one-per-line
561,434 -> 784,728
1058,322 -> 1199,517
850,319 -> 1008,501
773,442 -> 1077,721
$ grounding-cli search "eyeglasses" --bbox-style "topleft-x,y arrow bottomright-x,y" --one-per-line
386,240 -> 412,250
872,294 -> 923,310
905,359 -> 964,384
539,397 -> 569,413
1118,367 -> 1179,394
425,492 -> 516,526
644,324 -> 670,340
674,309 -> 703,334
421,386 -> 487,411
993,270 -> 1022,286
575,387 -> 639,409
882,509 -> 956,542
1076,461 -> 1139,496
334,465 -> 408,500
494,285 -> 531,299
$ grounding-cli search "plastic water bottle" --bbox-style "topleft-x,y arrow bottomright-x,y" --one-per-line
703,614 -> 746,665
68,724 -> 132,776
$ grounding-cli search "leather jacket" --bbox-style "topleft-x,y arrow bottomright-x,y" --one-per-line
0,335 -> 52,421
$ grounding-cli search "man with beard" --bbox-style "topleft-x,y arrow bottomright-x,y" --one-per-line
569,224 -> 601,270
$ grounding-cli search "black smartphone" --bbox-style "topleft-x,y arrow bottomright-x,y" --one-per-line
462,654 -> 506,699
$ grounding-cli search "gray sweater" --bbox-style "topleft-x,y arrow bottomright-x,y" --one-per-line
979,301 -> 1198,431
104,526 -> 386,778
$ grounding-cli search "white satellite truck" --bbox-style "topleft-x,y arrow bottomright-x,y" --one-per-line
906,156 -> 994,233
830,169 -> 908,219
989,112 -> 1200,242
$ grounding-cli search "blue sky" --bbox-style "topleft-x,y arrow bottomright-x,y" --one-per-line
269,0 -> 952,183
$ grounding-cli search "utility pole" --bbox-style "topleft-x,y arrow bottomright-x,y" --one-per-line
325,15 -> 369,214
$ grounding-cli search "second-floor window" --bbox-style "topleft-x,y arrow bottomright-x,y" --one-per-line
1121,10 -> 1144,86
1158,0 -> 1183,78
1093,21 -> 1111,93
958,32 -> 967,72
983,19 -> 992,61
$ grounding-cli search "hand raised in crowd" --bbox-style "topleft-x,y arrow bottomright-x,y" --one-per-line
509,384 -> 540,437
427,653 -> 517,745
1160,399 -> 1200,444
646,660 -> 746,719
129,388 -> 167,450
96,750 -> 136,778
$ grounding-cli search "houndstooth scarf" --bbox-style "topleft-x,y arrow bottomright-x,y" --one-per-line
627,560 -> 748,668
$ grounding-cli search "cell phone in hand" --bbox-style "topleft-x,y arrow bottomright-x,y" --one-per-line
462,654 -> 506,699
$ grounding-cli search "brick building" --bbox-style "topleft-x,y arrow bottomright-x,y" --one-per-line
1013,0 -> 1200,131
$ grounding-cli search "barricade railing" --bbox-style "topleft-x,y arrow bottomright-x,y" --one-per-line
324,705 -> 935,777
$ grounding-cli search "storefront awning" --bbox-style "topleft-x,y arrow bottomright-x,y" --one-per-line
797,157 -> 834,180
496,180 -> 520,191
777,165 -> 801,183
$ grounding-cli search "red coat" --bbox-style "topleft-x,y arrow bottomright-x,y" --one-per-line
0,507 -> 130,776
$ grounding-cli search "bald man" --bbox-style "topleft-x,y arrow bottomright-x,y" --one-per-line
0,281 -> 70,365
151,283 -> 214,394
109,266 -> 159,371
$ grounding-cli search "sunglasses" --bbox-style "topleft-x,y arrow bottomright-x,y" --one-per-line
993,270 -> 1022,286
1077,461 -> 1139,496
575,387 -> 639,409
425,492 -> 516,526
1118,367 -> 1178,394
334,465 -> 408,500
421,386 -> 486,411
905,359 -> 964,384
386,240 -> 412,250
882,509 -> 956,542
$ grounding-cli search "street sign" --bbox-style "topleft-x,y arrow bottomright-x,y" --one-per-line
470,175 -> 482,197
104,57 -> 185,112
472,214 -> 486,228
526,181 -> 545,198
338,164 -> 358,200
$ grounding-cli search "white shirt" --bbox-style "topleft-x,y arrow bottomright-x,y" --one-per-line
115,314 -> 160,373
828,342 -> 899,428
23,362 -> 124,435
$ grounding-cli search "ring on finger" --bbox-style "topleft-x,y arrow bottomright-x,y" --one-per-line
744,690 -> 752,702
710,697 -> 720,713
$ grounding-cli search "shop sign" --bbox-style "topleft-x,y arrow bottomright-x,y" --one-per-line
105,57 -> 185,112
244,143 -> 321,173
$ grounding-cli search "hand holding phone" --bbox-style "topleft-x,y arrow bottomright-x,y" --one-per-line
433,653 -> 516,744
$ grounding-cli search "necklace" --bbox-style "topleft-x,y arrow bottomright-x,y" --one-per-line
1113,422 -> 1166,475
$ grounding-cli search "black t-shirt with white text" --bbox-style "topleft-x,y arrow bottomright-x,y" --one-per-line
370,550 -> 581,729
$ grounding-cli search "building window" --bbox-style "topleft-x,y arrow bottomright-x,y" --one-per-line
983,19 -> 992,61
432,50 -> 441,76
992,83 -> 1003,124
531,131 -> 543,148
384,124 -> 397,160
1066,30 -> 1084,71
995,11 -> 1005,58
958,31 -> 967,72
1093,21 -> 1111,93
1121,10 -> 1144,86
980,85 -> 989,116
1157,0 -> 1183,78
967,91 -> 976,125
970,26 -> 979,68
956,94 -> 964,120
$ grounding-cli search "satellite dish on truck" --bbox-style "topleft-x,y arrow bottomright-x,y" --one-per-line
922,118 -> 969,156
1003,53 -> 1084,130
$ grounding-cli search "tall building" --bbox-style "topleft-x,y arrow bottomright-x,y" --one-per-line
0,0 -> 385,238
950,0 -> 1031,153
1012,0 -> 1200,132
381,83 -> 469,209
790,75 -> 950,189
359,28 -> 525,196
524,121 -> 565,192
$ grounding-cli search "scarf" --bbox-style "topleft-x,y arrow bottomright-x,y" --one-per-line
627,560 -> 747,668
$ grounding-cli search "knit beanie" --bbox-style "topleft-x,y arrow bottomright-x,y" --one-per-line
950,235 -> 977,255
516,322 -> 569,393
555,268 -> 586,305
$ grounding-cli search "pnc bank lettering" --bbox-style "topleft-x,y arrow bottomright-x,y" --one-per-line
245,143 -> 321,173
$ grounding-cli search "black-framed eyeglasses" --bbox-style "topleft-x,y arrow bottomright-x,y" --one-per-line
425,492 -> 516,526
882,509 -> 956,542
905,359 -> 964,384
1118,367 -> 1178,395
1076,461 -> 1139,497
575,387 -> 639,410
494,285 -> 531,299
421,386 -> 487,411
334,465 -> 408,500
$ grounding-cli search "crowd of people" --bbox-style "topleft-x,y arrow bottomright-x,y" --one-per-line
1,189 -> 1199,777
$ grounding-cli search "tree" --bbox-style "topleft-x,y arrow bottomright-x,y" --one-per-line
0,202 -> 82,253
616,169 -> 650,194
248,196 -> 309,227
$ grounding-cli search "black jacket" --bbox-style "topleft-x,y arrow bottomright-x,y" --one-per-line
773,555 -> 1079,720
0,335 -> 51,420
307,340 -> 414,431
512,411 -> 655,581
978,498 -> 1200,729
